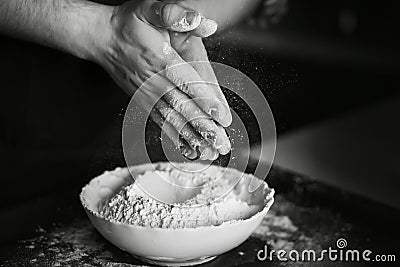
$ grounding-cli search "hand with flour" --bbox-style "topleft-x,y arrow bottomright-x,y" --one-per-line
0,0 -> 233,160
102,0 -> 232,160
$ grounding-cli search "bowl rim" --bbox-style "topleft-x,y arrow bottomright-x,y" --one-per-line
80,162 -> 275,232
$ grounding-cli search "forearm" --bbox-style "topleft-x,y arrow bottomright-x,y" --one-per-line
0,0 -> 113,61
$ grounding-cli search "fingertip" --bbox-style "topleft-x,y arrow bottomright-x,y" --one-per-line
215,103 -> 232,127
198,145 -> 218,161
217,139 -> 231,155
182,147 -> 199,160
216,129 -> 231,155
191,18 -> 218,38
161,3 -> 202,32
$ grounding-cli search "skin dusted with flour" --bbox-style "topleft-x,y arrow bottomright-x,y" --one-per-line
0,0 -> 237,160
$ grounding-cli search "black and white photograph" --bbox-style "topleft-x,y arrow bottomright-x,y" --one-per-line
0,0 -> 399,266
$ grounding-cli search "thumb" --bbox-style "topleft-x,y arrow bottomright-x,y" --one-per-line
152,2 -> 202,32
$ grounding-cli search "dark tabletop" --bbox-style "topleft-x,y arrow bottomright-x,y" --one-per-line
0,166 -> 399,267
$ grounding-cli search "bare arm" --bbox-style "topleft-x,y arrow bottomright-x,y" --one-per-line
0,0 -> 261,66
0,0 -> 112,61
0,0 -> 233,160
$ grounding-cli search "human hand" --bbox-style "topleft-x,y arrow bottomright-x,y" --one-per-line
95,0 -> 231,160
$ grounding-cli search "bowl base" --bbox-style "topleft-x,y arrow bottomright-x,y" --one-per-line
132,254 -> 217,266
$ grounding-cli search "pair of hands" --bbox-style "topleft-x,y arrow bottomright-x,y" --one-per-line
98,0 -> 232,160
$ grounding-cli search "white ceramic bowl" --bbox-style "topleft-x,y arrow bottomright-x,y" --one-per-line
80,162 -> 274,266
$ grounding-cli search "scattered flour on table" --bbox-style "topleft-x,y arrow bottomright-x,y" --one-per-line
98,169 -> 261,228
252,213 -> 299,251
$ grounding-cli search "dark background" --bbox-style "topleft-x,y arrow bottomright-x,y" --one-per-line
0,0 -> 399,209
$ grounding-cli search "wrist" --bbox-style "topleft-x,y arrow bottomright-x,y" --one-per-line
65,1 -> 114,63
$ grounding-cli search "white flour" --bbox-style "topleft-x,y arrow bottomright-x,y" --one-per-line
99,170 -> 260,228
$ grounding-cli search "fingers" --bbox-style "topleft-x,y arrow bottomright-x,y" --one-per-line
140,1 -> 230,128
136,72 -> 227,159
163,49 -> 232,127
146,1 -> 201,32
149,109 -> 199,160
154,97 -> 219,160
160,3 -> 202,32
169,36 -> 232,126
163,87 -> 231,155
144,0 -> 217,37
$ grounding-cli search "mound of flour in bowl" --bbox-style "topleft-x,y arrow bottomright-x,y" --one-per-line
98,169 -> 261,229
